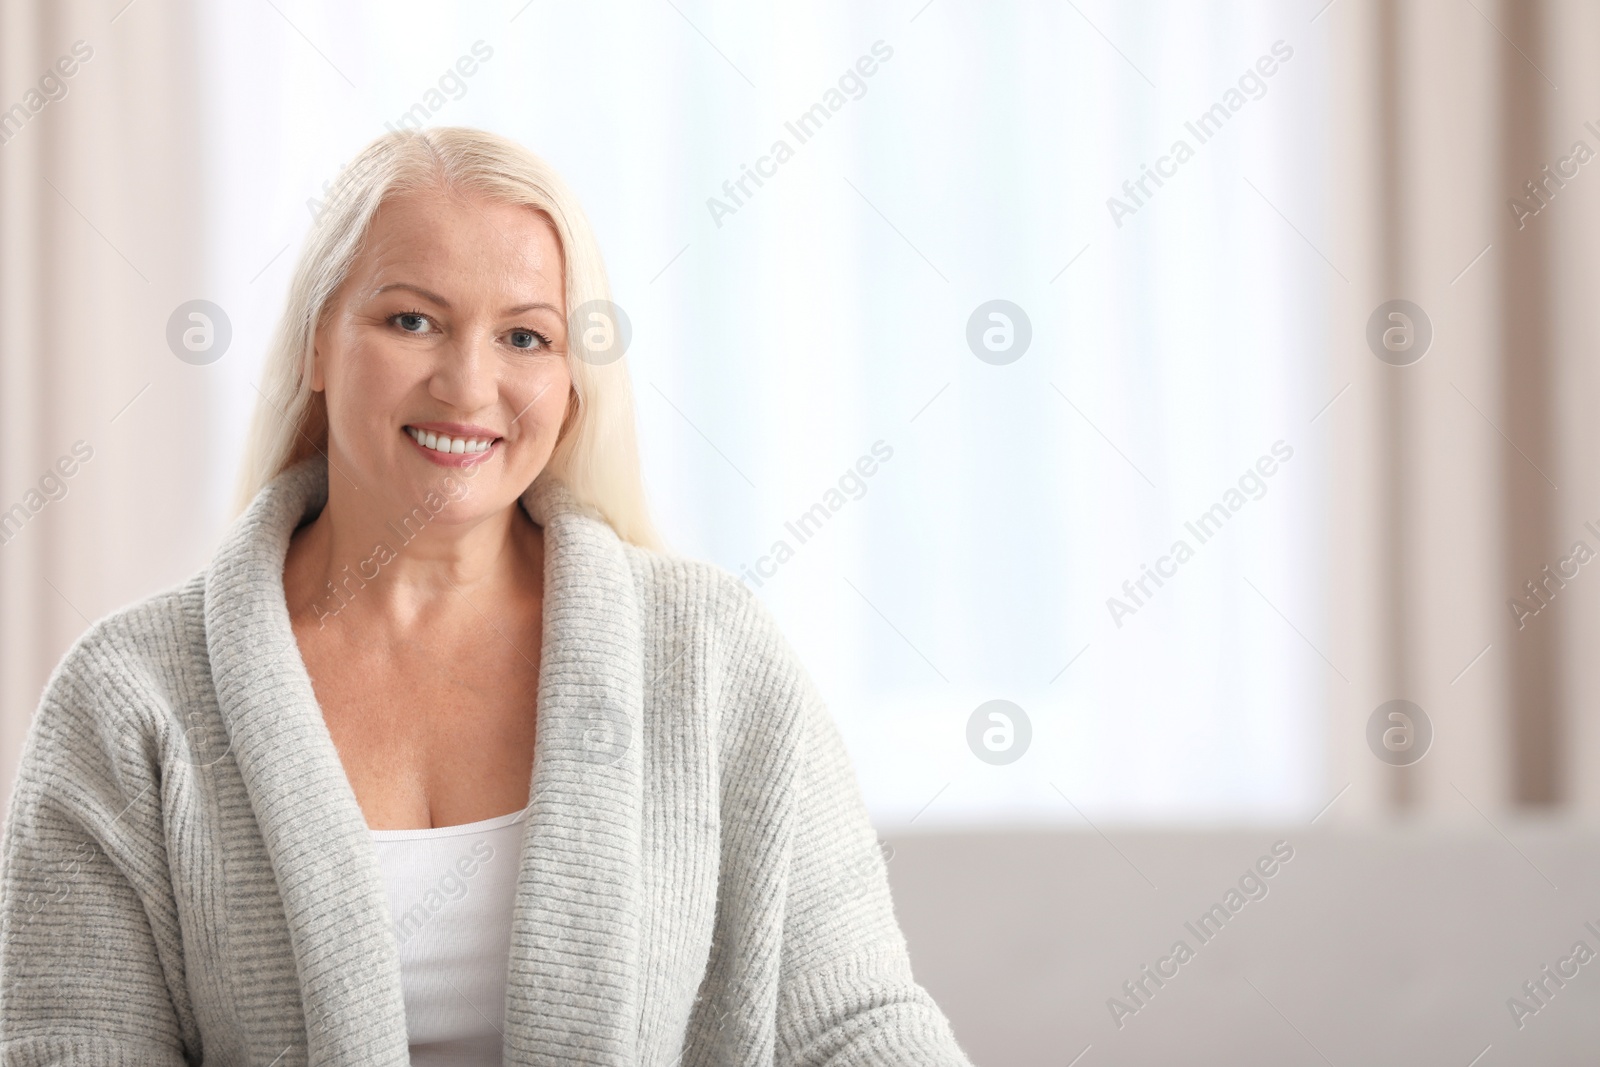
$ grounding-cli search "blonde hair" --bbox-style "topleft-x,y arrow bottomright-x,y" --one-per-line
234,126 -> 663,552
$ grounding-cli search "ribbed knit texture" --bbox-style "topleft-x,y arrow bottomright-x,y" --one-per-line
0,457 -> 974,1067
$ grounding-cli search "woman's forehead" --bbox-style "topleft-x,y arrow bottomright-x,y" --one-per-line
355,191 -> 564,294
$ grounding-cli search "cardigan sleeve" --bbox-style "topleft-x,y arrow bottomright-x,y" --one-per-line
720,586 -> 975,1067
0,647 -> 193,1066
773,691 -> 976,1066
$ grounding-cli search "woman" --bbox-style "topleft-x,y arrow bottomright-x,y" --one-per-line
0,127 -> 974,1066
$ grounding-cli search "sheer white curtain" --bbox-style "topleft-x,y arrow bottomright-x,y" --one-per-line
187,0 -> 1328,828
0,0 -> 1334,828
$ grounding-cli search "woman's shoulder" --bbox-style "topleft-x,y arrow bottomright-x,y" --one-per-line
6,572 -> 212,854
617,543 -> 820,708
29,571 -> 210,753
618,544 -> 796,645
618,543 -> 760,620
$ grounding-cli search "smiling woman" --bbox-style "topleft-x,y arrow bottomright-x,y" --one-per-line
0,127 -> 975,1066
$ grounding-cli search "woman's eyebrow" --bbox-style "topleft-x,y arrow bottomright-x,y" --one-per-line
371,283 -> 558,318
373,282 -> 451,308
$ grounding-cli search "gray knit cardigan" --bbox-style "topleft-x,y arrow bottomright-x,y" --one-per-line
0,457 -> 974,1067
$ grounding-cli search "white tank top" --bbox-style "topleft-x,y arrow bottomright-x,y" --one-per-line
370,807 -> 530,1065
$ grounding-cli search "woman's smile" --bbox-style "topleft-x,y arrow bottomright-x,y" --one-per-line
403,422 -> 502,466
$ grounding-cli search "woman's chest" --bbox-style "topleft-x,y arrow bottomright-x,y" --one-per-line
165,632 -> 734,1065
302,642 -> 542,830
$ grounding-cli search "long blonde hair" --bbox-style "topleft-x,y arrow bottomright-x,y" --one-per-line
234,126 -> 663,552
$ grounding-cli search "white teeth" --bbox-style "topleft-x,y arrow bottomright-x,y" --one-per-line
407,427 -> 495,455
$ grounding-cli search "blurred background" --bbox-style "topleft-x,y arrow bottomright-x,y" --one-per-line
4,0 -> 1600,1062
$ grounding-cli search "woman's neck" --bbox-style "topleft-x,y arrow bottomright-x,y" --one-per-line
284,480 -> 544,636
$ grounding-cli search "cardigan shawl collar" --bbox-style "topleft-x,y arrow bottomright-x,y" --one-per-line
204,457 -> 644,1065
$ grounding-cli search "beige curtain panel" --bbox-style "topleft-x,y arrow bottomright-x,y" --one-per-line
1326,0 -> 1600,819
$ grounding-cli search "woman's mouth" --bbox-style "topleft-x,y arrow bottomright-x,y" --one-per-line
403,425 -> 502,465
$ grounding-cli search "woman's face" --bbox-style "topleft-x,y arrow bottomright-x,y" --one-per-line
311,185 -> 573,527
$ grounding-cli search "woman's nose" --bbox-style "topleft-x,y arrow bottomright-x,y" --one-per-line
429,330 -> 499,410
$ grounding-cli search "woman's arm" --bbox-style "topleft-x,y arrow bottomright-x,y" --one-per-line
0,653 -> 194,1066
713,577 -> 974,1066
773,688 -> 976,1067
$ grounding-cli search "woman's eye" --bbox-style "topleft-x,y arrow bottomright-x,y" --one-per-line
394,312 -> 430,333
508,329 -> 546,350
